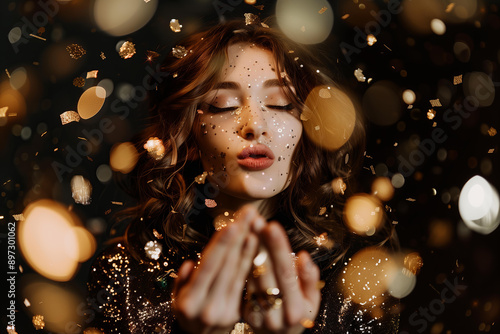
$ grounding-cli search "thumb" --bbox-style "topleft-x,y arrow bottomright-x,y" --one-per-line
173,259 -> 195,296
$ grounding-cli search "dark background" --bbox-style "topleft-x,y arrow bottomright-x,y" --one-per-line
1,0 -> 500,333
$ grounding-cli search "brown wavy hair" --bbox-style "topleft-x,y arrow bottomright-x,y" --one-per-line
120,18 -> 397,269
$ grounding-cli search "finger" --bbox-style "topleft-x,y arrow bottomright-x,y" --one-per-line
188,206 -> 256,294
297,251 -> 321,316
262,222 -> 303,326
174,260 -> 196,296
228,233 -> 259,303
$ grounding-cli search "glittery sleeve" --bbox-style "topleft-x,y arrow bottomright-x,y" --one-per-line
310,266 -> 400,334
84,244 -> 133,333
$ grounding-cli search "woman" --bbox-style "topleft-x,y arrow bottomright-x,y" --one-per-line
85,17 -> 399,333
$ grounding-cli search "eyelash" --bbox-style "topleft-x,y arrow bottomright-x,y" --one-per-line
207,104 -> 295,113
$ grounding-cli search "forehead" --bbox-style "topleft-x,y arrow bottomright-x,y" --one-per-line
223,43 -> 277,78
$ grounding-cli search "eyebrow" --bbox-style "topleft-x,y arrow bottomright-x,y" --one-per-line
213,79 -> 293,90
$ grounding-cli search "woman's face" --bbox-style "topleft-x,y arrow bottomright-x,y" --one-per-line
194,43 -> 303,200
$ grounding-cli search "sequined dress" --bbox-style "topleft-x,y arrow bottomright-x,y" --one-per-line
84,238 -> 399,333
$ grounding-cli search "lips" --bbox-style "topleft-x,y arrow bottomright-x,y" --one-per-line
237,144 -> 275,170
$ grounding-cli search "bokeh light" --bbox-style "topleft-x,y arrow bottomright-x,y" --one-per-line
275,0 -> 334,44
18,199 -> 96,281
344,193 -> 384,236
77,86 -> 106,119
302,86 -> 356,151
93,0 -> 158,36
371,177 -> 394,201
458,175 -> 500,235
110,142 -> 139,174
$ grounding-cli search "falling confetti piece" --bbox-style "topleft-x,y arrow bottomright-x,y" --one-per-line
111,201 -> 123,205
73,77 -> 85,87
86,70 -> 98,79
354,68 -> 366,82
244,13 -> 260,25
341,13 -> 350,19
318,6 -> 327,14
172,72 -> 178,78
406,198 -> 416,202
427,109 -> 436,120
261,22 -> 269,28
66,43 -> 86,59
32,315 -> 45,330
29,33 -> 46,41
453,74 -> 463,85
429,99 -> 442,107
71,175 -> 92,205
153,229 -> 163,239
144,137 -> 165,160
100,52 -> 106,60
0,106 -> 9,117
60,111 -> 81,125
445,3 -> 455,12
172,45 -> 188,59
13,213 -> 24,221
319,207 -> 327,215
205,199 -> 217,208
367,34 -> 377,46
488,148 -> 495,153
119,41 -> 136,59
146,50 -> 160,61
332,177 -> 347,195
24,298 -> 31,307
488,127 -> 497,136
5,68 -> 11,78
170,19 -> 182,33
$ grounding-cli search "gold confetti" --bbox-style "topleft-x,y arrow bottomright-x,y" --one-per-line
13,213 -> 24,221
244,13 -> 260,25
205,199 -> 217,208
429,99 -> 442,107
367,34 -> 377,46
38,27 -> 45,35
406,198 -> 416,202
146,50 -> 160,62
172,72 -> 178,78
445,3 -> 455,12
318,6 -> 327,14
261,22 -> 270,28
29,33 -> 46,41
73,77 -> 85,87
332,177 -> 347,195
100,52 -> 106,60
319,207 -> 327,215
144,137 -> 165,160
153,229 -> 163,239
32,315 -> 45,330
5,68 -> 11,78
432,122 -> 437,127
60,111 -> 81,125
0,106 -> 9,117
427,109 -> 436,120
111,201 -> 123,205
195,171 -> 208,184
404,252 -> 423,275
453,74 -> 463,85
119,41 -> 136,59
341,13 -> 350,19
66,43 -> 86,59
354,68 -> 366,82
169,19 -> 182,33
253,4 -> 265,10
24,298 -> 31,307
488,148 -> 495,153
172,45 -> 188,59
86,70 -> 98,79
488,127 -> 497,136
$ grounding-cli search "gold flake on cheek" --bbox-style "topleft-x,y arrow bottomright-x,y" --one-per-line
119,41 -> 136,59
66,43 -> 86,59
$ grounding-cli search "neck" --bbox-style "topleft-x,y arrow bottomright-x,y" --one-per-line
206,189 -> 278,220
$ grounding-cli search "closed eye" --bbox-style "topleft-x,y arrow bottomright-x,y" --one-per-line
266,104 -> 295,111
207,104 -> 239,113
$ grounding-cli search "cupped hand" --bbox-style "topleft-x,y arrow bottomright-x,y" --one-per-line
172,205 -> 264,334
244,222 -> 321,334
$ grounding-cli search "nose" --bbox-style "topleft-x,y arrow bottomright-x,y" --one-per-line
239,104 -> 269,140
